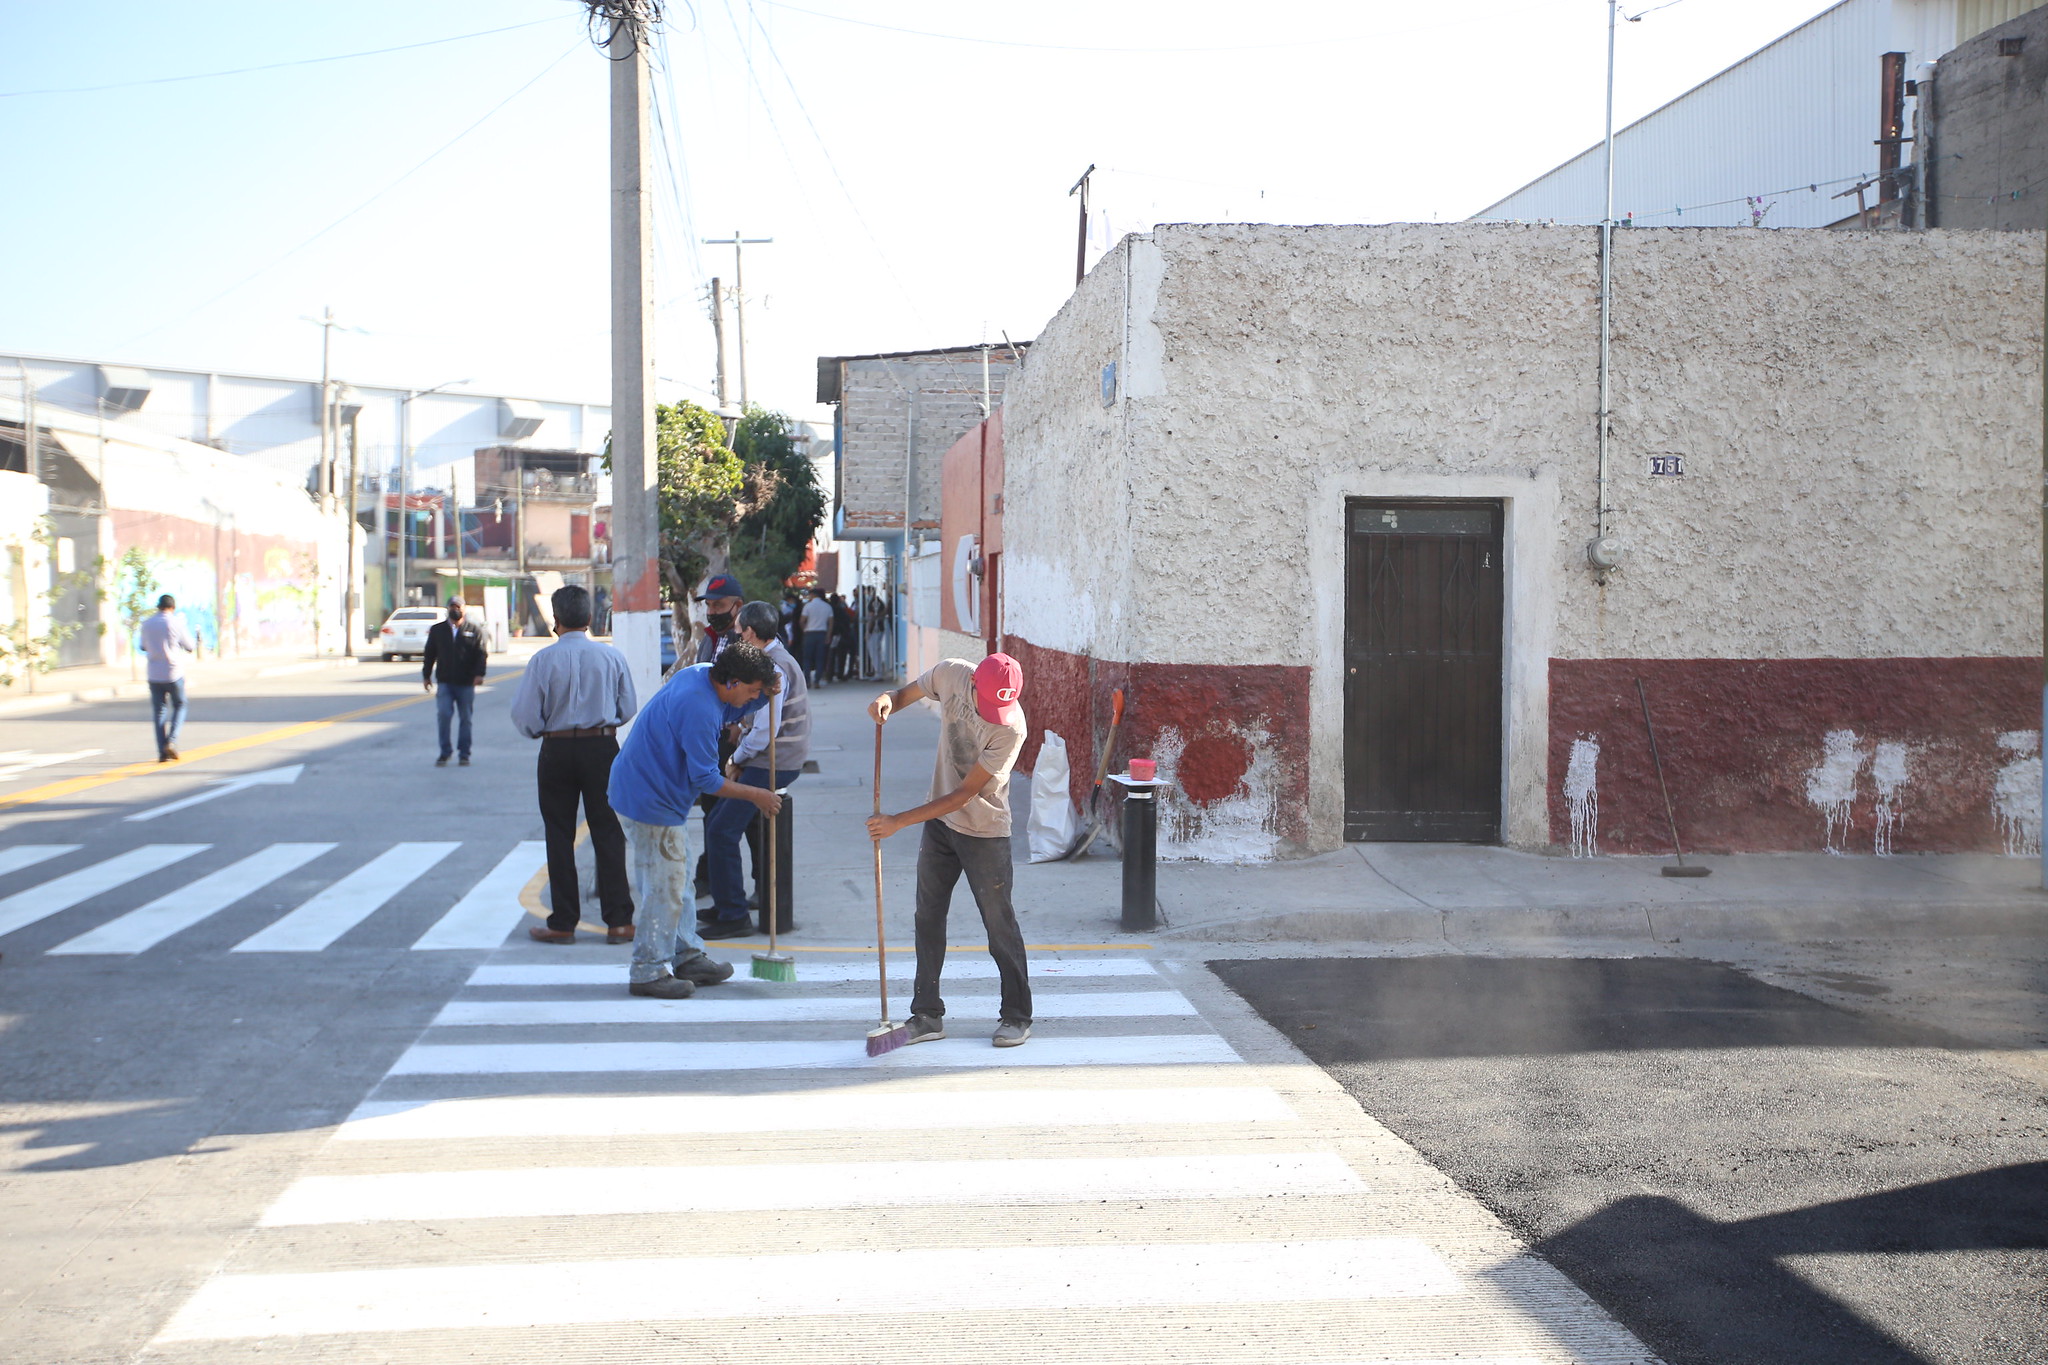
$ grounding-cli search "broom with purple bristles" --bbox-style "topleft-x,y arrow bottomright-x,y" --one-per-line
866,718 -> 910,1056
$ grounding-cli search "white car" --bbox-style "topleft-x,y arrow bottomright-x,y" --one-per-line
377,608 -> 442,661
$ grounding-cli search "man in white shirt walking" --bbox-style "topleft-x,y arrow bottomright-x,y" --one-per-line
136,595 -> 196,762
798,587 -> 833,687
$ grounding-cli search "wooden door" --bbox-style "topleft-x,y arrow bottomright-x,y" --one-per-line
1344,501 -> 1504,841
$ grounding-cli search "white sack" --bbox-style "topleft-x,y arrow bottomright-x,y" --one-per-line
1026,731 -> 1081,863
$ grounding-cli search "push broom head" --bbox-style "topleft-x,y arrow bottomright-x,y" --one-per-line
750,951 -> 796,982
866,1020 -> 911,1057
1662,864 -> 1712,877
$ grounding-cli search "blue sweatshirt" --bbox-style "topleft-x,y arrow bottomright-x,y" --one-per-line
607,664 -> 763,826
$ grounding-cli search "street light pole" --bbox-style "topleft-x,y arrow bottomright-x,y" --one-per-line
397,380 -> 467,616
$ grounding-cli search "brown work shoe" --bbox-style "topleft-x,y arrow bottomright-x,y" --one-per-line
526,925 -> 576,945
628,973 -> 694,999
606,924 -> 635,944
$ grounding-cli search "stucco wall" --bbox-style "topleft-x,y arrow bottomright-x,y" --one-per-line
1002,222 -> 2042,858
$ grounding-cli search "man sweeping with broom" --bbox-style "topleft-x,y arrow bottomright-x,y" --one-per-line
866,654 -> 1032,1047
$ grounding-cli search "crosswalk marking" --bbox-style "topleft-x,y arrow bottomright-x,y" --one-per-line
0,844 -> 79,878
232,842 -> 460,953
429,989 -> 1199,1027
261,1152 -> 1365,1225
465,956 -> 1160,987
0,844 -> 207,939
157,1238 -> 1461,1341
334,1086 -> 1299,1141
410,842 -> 546,950
48,844 -> 335,955
388,1033 -> 1244,1075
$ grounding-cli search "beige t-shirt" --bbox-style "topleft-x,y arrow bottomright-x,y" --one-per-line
919,659 -> 1027,838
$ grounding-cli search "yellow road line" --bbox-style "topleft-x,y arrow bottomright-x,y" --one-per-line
0,692 -> 431,811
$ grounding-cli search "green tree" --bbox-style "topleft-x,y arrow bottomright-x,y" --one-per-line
114,546 -> 160,680
729,405 -> 827,601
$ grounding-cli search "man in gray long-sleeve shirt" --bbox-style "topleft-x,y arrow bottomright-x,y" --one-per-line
509,584 -> 640,944
700,599 -> 807,936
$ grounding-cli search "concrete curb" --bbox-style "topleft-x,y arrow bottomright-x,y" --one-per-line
0,656 -> 360,719
1157,895 -> 2048,945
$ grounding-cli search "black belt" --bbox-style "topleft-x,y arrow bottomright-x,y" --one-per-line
542,725 -> 617,739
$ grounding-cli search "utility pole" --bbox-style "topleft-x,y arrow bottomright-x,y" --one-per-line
708,275 -> 728,408
703,231 -> 772,408
315,305 -> 337,509
609,6 -> 663,706
1069,164 -> 1095,286
397,380 -> 466,616
342,398 -> 361,655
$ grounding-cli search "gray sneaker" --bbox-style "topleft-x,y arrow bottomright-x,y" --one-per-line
905,1014 -> 946,1044
673,951 -> 735,986
629,974 -> 694,999
992,1020 -> 1031,1048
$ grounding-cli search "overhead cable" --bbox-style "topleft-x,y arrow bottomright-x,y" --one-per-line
0,18 -> 564,98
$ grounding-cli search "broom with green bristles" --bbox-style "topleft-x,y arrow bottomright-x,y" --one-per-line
750,698 -> 795,982
866,717 -> 910,1056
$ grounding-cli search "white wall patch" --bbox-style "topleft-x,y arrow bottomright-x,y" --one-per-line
1153,724 -> 1283,863
1564,736 -> 1600,857
1993,730 -> 2042,859
1805,729 -> 1865,855
1870,741 -> 1910,857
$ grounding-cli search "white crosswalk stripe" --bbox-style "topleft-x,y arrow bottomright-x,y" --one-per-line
0,844 -> 207,939
410,841 -> 546,950
429,988 -> 1199,1027
140,940 -> 1657,1365
49,844 -> 335,955
0,844 -> 79,877
232,842 -> 460,952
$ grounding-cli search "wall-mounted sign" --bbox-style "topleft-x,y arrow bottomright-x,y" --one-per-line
1648,454 -> 1685,476
1100,362 -> 1117,407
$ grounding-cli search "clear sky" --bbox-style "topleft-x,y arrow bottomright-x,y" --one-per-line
1,0 -> 1837,452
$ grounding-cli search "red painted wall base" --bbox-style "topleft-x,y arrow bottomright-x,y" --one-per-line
1551,658 -> 2039,855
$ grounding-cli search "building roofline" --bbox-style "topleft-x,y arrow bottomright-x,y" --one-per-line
1470,0 -> 1862,220
817,342 -> 1030,366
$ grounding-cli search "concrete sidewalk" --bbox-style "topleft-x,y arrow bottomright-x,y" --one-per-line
747,679 -> 2045,954
0,651 -> 361,718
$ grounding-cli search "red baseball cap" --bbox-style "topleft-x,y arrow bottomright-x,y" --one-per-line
973,653 -> 1023,724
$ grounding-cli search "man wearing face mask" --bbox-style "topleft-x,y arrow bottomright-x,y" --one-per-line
693,574 -> 745,666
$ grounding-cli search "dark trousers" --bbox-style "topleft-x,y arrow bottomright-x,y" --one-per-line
912,820 -> 1031,1025
705,767 -> 798,921
744,781 -> 796,932
801,634 -> 828,684
148,679 -> 187,754
537,736 -> 633,930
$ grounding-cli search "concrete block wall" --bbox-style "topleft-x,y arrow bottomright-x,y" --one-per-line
1922,5 -> 2048,229
838,354 -> 1017,532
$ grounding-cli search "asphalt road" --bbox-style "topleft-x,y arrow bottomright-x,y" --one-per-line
1211,955 -> 2048,1365
0,655 -> 550,1364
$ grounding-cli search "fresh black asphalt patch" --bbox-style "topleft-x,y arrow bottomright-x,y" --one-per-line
1211,955 -> 2048,1365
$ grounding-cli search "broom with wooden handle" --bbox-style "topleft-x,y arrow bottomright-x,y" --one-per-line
865,717 -> 910,1056
750,693 -> 795,980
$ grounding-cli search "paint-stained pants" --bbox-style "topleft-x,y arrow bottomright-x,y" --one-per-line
621,813 -> 710,984
911,820 -> 1031,1025
148,680 -> 187,754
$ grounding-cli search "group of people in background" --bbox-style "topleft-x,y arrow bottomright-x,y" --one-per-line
776,586 -> 871,686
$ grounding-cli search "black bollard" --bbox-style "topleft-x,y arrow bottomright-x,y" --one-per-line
1118,778 -> 1161,932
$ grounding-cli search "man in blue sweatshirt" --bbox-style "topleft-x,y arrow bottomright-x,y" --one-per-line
608,640 -> 783,999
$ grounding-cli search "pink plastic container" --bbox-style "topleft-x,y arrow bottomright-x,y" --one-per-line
1128,758 -> 1157,782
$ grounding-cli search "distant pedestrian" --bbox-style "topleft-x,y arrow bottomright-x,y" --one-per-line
511,584 -> 639,946
694,574 -> 744,664
829,593 -> 858,680
137,594 -> 195,762
866,653 -> 1031,1047
608,642 -> 782,999
699,601 -> 807,936
799,587 -> 833,686
422,598 -> 488,766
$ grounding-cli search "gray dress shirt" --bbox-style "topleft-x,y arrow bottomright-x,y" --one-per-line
510,631 -> 639,738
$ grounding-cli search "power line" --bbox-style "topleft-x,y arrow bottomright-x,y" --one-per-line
109,43 -> 584,353
0,18 -> 566,98
752,0 -> 1537,55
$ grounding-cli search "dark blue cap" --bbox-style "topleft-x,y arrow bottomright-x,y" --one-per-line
695,574 -> 744,601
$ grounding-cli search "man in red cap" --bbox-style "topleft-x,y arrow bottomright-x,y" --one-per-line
867,653 -> 1031,1047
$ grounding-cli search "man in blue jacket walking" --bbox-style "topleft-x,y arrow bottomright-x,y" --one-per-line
608,640 -> 782,999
